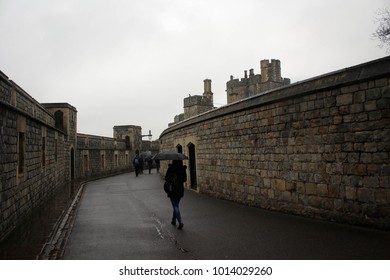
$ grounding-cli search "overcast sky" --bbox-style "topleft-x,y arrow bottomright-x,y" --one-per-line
0,0 -> 388,139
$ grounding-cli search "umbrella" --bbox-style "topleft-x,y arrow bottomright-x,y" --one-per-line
152,151 -> 188,160
139,152 -> 151,158
144,154 -> 154,161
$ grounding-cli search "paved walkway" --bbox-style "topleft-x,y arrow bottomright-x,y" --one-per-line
63,171 -> 390,260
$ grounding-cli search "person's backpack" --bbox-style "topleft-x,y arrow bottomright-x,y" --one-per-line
164,172 -> 177,194
134,157 -> 139,165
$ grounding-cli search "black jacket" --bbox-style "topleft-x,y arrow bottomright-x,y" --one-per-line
165,163 -> 187,198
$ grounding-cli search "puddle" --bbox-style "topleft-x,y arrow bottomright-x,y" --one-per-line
0,182 -> 81,260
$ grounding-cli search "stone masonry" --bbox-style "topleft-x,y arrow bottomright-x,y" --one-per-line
160,56 -> 390,230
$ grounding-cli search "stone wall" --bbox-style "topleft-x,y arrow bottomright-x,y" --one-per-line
76,133 -> 134,180
0,71 -> 70,241
160,56 -> 390,229
0,71 -> 144,242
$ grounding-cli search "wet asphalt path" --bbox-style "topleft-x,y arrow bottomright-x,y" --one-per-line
63,171 -> 390,260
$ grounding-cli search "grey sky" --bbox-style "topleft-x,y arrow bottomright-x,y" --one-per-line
0,0 -> 388,139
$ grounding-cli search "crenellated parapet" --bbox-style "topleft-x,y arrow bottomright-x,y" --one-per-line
227,59 -> 291,104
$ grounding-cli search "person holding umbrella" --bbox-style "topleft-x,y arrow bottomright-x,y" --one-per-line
153,151 -> 189,229
165,160 -> 187,229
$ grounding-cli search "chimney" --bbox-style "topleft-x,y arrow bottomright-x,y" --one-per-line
203,79 -> 212,95
203,79 -> 213,104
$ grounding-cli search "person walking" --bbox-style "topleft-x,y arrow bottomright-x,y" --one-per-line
147,158 -> 153,174
133,153 -> 140,177
164,160 -> 187,229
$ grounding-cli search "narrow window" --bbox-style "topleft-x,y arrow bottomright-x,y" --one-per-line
42,136 -> 46,167
18,132 -> 25,174
115,154 -> 118,167
83,154 -> 89,175
125,136 -> 131,149
101,154 -> 105,169
54,139 -> 58,162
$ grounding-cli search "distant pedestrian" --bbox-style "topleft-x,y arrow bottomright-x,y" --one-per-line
139,156 -> 144,174
155,159 -> 160,173
133,154 -> 140,177
164,160 -> 187,229
147,158 -> 153,174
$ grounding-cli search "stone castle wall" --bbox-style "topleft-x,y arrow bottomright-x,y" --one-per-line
0,71 -> 143,242
0,71 -> 71,241
160,57 -> 390,229
76,133 -> 133,180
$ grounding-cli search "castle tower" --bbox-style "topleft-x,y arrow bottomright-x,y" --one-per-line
260,60 -> 269,82
113,125 -> 142,152
227,58 -> 290,104
270,59 -> 282,82
260,59 -> 282,82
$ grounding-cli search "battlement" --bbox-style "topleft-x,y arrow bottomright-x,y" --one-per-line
227,59 -> 290,104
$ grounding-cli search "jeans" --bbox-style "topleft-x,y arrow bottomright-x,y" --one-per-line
170,197 -> 182,224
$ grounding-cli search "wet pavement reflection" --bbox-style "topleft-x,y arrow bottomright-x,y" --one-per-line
0,182 -> 81,260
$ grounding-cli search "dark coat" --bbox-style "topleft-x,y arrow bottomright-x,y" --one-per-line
165,162 -> 187,198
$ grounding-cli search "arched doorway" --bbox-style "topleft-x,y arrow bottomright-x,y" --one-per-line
187,143 -> 197,190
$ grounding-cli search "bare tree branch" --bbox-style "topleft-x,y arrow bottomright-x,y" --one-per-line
372,7 -> 390,53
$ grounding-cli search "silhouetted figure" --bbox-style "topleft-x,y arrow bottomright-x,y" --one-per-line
164,160 -> 187,229
133,154 -> 140,177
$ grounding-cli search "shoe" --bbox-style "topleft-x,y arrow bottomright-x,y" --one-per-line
171,219 -> 176,226
178,223 -> 184,230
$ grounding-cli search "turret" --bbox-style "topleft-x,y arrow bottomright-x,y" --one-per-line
260,59 -> 282,82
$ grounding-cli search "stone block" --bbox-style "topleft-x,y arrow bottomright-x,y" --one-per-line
308,195 -> 320,208
364,100 -> 377,111
272,179 -> 286,191
375,78 -> 388,87
297,182 -> 305,194
360,153 -> 372,164
280,191 -> 292,202
354,91 -> 366,103
366,87 -> 381,99
350,103 -> 363,114
363,176 -> 379,188
379,176 -> 389,188
328,184 -> 341,198
345,186 -> 356,200
352,164 -> 367,176
336,93 -> 353,106
286,181 -> 297,191
305,183 -> 316,195
374,189 -> 388,203
357,188 -> 371,202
